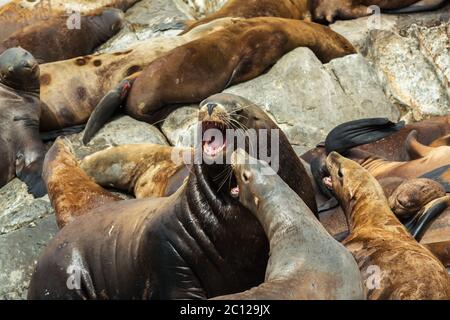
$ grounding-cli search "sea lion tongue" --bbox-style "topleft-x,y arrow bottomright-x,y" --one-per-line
203,129 -> 225,157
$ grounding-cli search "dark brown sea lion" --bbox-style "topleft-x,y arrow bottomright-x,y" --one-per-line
326,152 -> 450,300
0,47 -> 46,197
0,8 -> 125,63
29,93 -> 317,299
82,17 -> 355,143
313,0 -> 448,23
38,17 -> 238,131
182,0 -> 313,33
212,149 -> 364,300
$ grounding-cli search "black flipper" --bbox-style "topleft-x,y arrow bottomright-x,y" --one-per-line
420,165 -> 450,193
82,79 -> 132,145
40,125 -> 86,142
325,118 -> 405,154
318,197 -> 339,213
16,158 -> 47,198
404,196 -> 450,241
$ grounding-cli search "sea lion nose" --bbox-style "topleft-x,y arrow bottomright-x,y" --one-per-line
207,103 -> 217,116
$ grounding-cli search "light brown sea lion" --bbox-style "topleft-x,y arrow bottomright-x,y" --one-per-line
38,17 -> 238,131
0,8 -> 125,63
182,0 -> 313,33
212,149 -> 364,300
82,17 -> 355,143
313,0 -> 448,23
0,47 -> 46,197
29,93 -> 317,299
326,152 -> 450,300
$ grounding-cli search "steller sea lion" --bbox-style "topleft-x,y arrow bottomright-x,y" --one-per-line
326,151 -> 450,300
0,8 -> 125,64
82,17 -> 355,144
29,93 -> 317,299
0,47 -> 46,197
38,17 -> 238,131
212,149 -> 364,300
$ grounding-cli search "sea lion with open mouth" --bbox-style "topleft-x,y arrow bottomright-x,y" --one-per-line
0,47 -> 46,197
0,8 -> 125,64
29,93 -> 316,299
82,17 -> 355,144
326,152 -> 450,300
212,149 -> 364,300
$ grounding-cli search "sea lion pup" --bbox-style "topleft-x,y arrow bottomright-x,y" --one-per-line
313,0 -> 448,23
79,144 -> 192,199
0,47 -> 46,197
212,149 -> 364,300
28,93 -> 317,299
38,17 -> 238,132
182,0 -> 313,34
0,9 -> 125,64
82,17 -> 355,144
43,138 -> 121,229
326,152 -> 450,300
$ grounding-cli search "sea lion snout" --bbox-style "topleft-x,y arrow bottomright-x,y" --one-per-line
0,47 -> 39,91
101,9 -> 125,33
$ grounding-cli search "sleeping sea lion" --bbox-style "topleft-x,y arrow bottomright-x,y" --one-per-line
29,93 -> 317,299
0,47 -> 46,197
326,151 -> 450,300
212,149 -> 364,300
0,8 -> 125,63
82,17 -> 355,143
38,17 -> 238,131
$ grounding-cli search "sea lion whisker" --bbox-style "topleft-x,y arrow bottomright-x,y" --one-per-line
216,166 -> 233,193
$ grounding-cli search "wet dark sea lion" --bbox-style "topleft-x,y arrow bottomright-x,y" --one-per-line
38,17 -> 238,131
182,0 -> 313,33
82,17 -> 355,143
0,9 -> 125,63
326,152 -> 450,300
29,93 -> 316,299
213,150 -> 364,300
0,47 -> 46,197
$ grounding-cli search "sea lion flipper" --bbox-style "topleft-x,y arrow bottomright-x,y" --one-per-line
325,118 -> 405,154
40,124 -> 86,142
406,130 -> 435,159
420,165 -> 450,193
82,79 -> 133,145
405,196 -> 450,241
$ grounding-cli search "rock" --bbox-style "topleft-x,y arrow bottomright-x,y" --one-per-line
224,48 -> 399,152
0,215 -> 57,299
98,0 -> 191,53
161,106 -> 199,147
67,116 -> 169,159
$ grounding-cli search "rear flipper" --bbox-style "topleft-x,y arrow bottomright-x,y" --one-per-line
82,78 -> 135,145
325,118 -> 405,154
44,138 -> 121,228
405,196 -> 450,241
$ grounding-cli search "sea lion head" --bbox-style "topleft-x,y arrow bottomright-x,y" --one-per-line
231,148 -> 276,213
99,8 -> 125,35
388,178 -> 446,220
0,47 -> 39,92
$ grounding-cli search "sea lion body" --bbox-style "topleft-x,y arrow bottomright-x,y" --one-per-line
0,9 -> 125,63
0,47 -> 46,196
31,94 -> 317,299
326,152 -> 450,300
38,17 -> 238,131
213,150 -> 364,300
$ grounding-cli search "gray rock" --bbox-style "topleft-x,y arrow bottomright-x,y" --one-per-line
0,215 -> 57,300
68,116 -> 169,159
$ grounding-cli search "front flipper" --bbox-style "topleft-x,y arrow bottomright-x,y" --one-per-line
82,78 -> 134,145
16,156 -> 46,198
405,196 -> 450,241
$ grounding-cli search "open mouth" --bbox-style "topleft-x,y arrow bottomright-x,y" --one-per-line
323,176 -> 333,190
202,121 -> 227,158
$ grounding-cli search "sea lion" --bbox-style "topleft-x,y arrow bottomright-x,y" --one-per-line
82,17 -> 355,143
0,47 -> 46,197
212,149 -> 364,300
38,17 -> 238,131
326,152 -> 450,300
182,0 -> 313,33
313,0 -> 448,23
29,93 -> 317,299
0,8 -> 125,63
